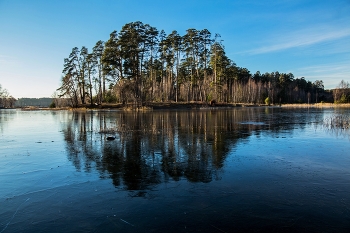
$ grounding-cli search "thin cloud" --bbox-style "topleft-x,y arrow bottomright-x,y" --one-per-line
246,27 -> 350,55
295,62 -> 350,88
299,63 -> 350,74
0,55 -> 17,64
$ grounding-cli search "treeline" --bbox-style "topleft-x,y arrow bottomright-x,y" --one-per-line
0,84 -> 16,108
58,21 -> 330,107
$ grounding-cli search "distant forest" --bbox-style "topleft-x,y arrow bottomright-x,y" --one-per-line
15,98 -> 53,108
57,21 -> 340,107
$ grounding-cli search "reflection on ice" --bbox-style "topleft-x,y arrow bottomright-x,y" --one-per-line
58,108 -> 339,190
1,108 -> 350,232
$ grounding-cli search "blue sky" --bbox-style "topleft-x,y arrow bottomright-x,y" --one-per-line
0,0 -> 349,98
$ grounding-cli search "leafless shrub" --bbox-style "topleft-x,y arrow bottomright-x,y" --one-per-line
324,114 -> 350,129
323,114 -> 350,139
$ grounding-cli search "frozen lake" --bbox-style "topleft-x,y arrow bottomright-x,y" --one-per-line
1,107 -> 350,232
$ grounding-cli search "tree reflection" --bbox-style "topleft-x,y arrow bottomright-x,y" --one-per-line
60,108 -> 321,190
0,109 -> 16,133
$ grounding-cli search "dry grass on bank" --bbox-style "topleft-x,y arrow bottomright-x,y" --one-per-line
281,103 -> 350,108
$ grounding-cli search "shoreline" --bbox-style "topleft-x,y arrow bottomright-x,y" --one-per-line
8,102 -> 350,111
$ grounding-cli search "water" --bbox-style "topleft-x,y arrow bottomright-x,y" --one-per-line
1,108 -> 350,232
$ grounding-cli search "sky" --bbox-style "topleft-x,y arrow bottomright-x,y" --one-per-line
0,0 -> 349,98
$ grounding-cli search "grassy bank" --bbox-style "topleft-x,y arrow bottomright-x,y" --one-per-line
17,102 -> 350,111
281,103 -> 350,108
